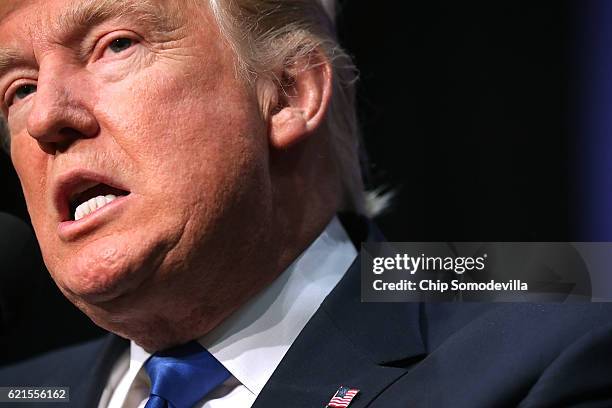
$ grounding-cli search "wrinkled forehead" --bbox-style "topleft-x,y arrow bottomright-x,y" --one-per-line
0,1 -> 36,37
0,0 -> 192,75
0,0 -> 78,29
0,0 -> 190,48
0,0 -> 41,51
0,0 -> 30,20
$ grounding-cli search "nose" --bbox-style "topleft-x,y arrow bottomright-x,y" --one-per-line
26,63 -> 99,152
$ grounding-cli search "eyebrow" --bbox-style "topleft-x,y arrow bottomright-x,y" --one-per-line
56,0 -> 181,35
0,0 -> 183,78
0,47 -> 25,80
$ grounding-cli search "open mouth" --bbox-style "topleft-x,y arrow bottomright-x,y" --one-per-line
68,183 -> 130,221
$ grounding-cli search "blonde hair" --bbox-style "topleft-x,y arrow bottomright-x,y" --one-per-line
207,0 -> 366,213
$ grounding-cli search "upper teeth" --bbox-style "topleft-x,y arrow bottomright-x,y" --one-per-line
74,195 -> 118,221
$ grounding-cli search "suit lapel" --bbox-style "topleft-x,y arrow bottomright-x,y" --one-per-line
254,252 -> 426,408
71,334 -> 129,407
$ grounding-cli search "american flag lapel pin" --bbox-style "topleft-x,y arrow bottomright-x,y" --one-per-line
326,385 -> 360,408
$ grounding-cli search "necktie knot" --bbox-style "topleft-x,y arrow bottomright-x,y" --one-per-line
144,341 -> 230,408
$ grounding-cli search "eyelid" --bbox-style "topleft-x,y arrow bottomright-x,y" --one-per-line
91,30 -> 142,62
3,78 -> 37,108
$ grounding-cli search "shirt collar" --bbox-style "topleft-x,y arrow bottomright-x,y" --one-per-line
127,216 -> 357,397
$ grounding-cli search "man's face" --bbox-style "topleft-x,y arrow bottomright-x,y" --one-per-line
0,0 -> 274,341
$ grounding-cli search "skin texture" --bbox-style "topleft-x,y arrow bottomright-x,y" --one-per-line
0,0 -> 340,351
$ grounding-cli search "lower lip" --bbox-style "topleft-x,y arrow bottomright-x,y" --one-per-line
57,194 -> 132,241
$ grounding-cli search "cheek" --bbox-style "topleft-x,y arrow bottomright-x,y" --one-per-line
11,134 -> 50,221
95,60 -> 267,195
12,130 -> 42,180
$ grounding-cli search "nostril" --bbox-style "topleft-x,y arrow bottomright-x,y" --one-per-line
34,127 -> 93,155
59,128 -> 83,138
36,140 -> 57,155
55,128 -> 85,152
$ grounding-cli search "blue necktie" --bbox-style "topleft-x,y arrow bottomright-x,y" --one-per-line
143,341 -> 231,408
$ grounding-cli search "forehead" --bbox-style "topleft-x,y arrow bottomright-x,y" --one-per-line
0,0 -> 196,79
0,0 -> 174,16
0,0 -> 31,20
0,0 -> 186,40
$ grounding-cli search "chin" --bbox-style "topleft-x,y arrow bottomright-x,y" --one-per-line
48,225 -> 182,303
58,265 -> 142,304
51,246 -> 152,305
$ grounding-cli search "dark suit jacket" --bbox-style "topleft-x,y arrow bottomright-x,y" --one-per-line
2,219 -> 612,407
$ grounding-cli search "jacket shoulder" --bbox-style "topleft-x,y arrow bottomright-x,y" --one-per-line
0,334 -> 124,387
372,303 -> 612,408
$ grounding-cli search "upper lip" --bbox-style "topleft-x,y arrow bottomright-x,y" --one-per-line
53,169 -> 129,222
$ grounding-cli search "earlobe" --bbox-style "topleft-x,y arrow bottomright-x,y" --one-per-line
267,53 -> 332,150
270,108 -> 309,149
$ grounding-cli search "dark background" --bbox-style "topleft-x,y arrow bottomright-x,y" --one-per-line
337,1 -> 570,242
0,1 -> 571,363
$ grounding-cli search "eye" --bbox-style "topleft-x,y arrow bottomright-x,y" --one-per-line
107,38 -> 135,54
15,84 -> 37,100
7,84 -> 37,107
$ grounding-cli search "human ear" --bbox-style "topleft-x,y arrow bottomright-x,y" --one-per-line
266,53 -> 332,149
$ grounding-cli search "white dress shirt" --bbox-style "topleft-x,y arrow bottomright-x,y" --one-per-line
98,216 -> 358,408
